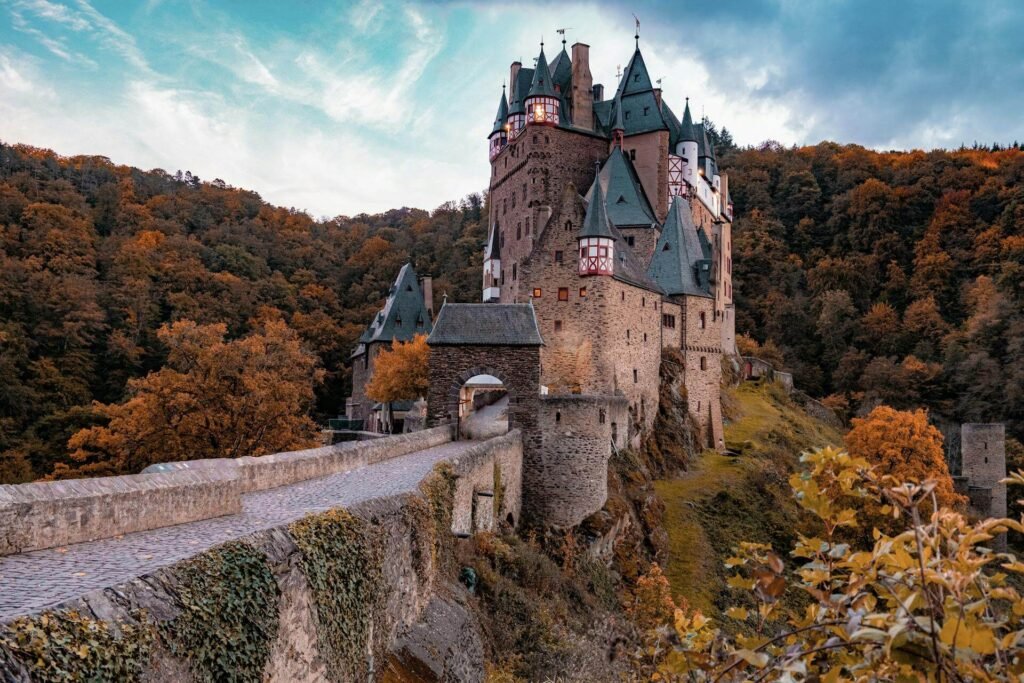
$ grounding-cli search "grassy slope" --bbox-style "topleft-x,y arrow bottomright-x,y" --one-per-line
654,382 -> 844,624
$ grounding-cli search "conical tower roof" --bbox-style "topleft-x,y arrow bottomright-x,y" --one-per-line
615,47 -> 653,98
647,197 -> 713,298
680,100 -> 698,143
490,87 -> 508,136
580,165 -> 617,240
527,46 -> 557,99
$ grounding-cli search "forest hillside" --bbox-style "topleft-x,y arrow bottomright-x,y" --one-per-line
1,140 -> 1022,482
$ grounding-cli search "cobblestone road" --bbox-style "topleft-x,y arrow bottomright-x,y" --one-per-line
0,440 -> 476,620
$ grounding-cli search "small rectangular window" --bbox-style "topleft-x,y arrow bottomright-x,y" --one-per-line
629,149 -> 636,161
662,314 -> 676,329
579,287 -> 587,298
517,224 -> 522,239
633,369 -> 638,383
554,320 -> 563,332
700,356 -> 707,370
626,235 -> 635,246
512,263 -> 517,280
558,288 -> 569,301
533,288 -> 542,298
554,250 -> 564,264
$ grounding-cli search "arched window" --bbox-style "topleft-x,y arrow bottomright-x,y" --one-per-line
599,409 -> 606,424
564,220 -> 572,231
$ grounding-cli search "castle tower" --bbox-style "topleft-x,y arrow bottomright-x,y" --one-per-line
488,86 -> 509,160
524,45 -> 560,126
578,165 -> 616,276
483,223 -> 501,302
960,424 -> 1007,521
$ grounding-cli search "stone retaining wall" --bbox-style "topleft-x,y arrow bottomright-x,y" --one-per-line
0,426 -> 454,557
446,430 -> 523,535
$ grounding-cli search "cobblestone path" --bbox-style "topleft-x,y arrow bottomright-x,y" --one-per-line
0,440 -> 476,620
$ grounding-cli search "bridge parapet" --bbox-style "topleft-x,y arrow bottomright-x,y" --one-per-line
0,425 -> 454,556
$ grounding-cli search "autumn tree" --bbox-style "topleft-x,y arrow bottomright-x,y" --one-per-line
844,405 -> 965,512
63,318 -> 323,476
365,334 -> 430,404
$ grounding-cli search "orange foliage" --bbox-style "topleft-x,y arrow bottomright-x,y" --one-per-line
365,334 -> 430,404
845,406 -> 965,511
63,318 -> 323,476
628,563 -> 685,632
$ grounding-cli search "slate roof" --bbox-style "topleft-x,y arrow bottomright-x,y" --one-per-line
427,303 -> 544,346
680,101 -> 698,143
490,87 -> 508,136
508,67 -> 534,116
647,197 -> 713,299
527,47 -> 557,99
579,165 -> 617,240
586,147 -> 657,228
609,220 -> 665,294
356,263 -> 433,347
549,46 -> 572,93
484,222 -> 501,260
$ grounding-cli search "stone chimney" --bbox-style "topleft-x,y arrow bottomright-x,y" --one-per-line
592,83 -> 604,102
653,87 -> 662,109
420,276 -> 434,320
571,43 -> 593,131
509,61 -> 522,96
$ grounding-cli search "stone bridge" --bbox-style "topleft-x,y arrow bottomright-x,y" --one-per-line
0,425 -> 522,679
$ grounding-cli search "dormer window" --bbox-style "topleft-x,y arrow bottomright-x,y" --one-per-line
526,96 -> 559,125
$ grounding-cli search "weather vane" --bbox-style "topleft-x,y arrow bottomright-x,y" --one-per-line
556,27 -> 573,46
633,13 -> 640,46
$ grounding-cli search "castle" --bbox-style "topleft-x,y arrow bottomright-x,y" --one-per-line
347,32 -> 737,526
481,33 -> 735,447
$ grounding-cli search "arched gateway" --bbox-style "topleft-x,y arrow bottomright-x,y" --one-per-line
425,303 -> 542,447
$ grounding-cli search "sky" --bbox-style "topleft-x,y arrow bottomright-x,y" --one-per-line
1,0 -> 1022,218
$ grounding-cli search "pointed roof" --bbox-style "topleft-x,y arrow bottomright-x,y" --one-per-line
508,66 -> 534,116
579,165 -> 616,240
680,101 -> 698,143
484,222 -> 501,261
647,197 -> 713,298
490,88 -> 508,136
585,148 -> 656,228
549,46 -> 572,93
527,46 -> 557,99
357,263 -> 433,346
615,47 -> 653,98
611,94 -> 625,132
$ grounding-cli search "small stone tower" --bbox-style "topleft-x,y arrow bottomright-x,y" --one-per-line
960,423 -> 1007,521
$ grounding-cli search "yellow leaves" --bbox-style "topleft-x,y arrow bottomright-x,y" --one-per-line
727,574 -> 755,590
733,648 -> 769,668
939,615 -> 997,655
725,606 -> 749,621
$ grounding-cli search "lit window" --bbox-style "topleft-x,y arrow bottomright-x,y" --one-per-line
533,288 -> 542,298
579,287 -> 587,298
558,288 -> 569,301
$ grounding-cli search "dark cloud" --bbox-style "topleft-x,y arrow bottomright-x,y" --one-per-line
604,0 -> 1024,147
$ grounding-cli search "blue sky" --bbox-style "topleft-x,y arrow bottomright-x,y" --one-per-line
1,0 -> 1022,217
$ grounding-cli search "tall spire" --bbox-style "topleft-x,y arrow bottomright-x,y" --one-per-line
527,43 -> 557,98
633,13 -> 640,49
580,162 -> 616,240
681,98 -> 698,143
491,84 -> 509,136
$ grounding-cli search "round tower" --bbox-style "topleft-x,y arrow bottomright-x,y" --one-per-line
579,164 -> 616,276
524,44 -> 560,126
488,85 -> 509,161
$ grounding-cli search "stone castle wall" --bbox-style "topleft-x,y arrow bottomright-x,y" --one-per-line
677,294 -> 725,450
347,341 -> 381,423
623,130 -> 670,222
532,395 -> 627,528
960,423 -> 1007,520
488,126 -> 608,303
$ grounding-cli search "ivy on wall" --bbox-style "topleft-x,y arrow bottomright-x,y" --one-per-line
421,462 -> 458,576
0,610 -> 152,681
160,539 -> 280,683
289,508 -> 386,682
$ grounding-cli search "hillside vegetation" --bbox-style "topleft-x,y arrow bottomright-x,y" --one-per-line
0,143 -> 484,481
654,381 -> 843,625
723,143 -> 1024,441
2,140 -> 1022,482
